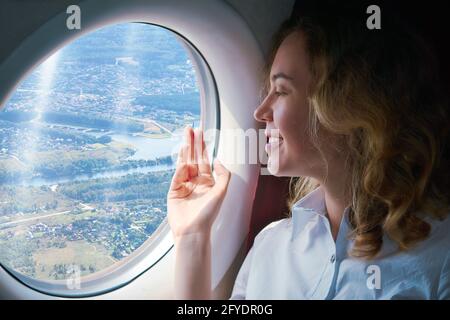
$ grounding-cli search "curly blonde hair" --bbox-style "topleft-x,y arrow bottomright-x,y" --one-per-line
262,12 -> 450,259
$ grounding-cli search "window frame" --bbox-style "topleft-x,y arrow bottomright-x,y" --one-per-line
0,0 -> 269,300
0,22 -> 220,298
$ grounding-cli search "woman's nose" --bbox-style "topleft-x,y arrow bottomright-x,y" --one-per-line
253,96 -> 273,123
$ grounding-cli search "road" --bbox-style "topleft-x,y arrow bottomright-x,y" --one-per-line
0,201 -> 93,228
126,116 -> 173,135
0,210 -> 72,228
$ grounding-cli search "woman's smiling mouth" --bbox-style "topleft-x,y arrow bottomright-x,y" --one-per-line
265,135 -> 284,154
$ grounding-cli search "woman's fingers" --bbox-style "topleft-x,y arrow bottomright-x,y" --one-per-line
185,126 -> 195,164
185,126 -> 198,177
212,158 -> 231,195
194,128 -> 212,177
176,141 -> 187,167
170,144 -> 189,192
172,126 -> 227,194
202,139 -> 211,174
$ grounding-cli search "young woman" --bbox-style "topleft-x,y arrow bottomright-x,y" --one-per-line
167,10 -> 450,299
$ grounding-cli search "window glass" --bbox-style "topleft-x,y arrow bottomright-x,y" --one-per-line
0,23 -> 200,281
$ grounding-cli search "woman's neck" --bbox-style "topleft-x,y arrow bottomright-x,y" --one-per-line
323,188 -> 349,241
319,167 -> 351,241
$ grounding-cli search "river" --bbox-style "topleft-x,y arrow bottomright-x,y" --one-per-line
111,133 -> 183,161
18,131 -> 187,187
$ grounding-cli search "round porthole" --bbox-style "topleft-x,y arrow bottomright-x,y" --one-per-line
0,0 -> 266,300
0,22 -> 218,297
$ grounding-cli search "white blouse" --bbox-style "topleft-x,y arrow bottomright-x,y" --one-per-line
230,187 -> 450,299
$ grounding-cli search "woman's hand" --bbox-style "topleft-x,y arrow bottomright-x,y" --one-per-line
168,126 -> 230,299
168,126 -> 231,239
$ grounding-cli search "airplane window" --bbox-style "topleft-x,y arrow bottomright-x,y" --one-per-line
0,23 -> 203,283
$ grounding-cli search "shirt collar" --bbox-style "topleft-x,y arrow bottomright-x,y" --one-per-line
290,186 -> 327,240
291,186 -> 327,216
290,186 -> 352,242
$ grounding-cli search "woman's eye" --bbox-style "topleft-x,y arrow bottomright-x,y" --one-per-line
275,91 -> 286,97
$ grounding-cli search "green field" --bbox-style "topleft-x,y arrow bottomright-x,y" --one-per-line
33,240 -> 116,279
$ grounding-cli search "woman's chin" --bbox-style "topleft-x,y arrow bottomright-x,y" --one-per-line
267,158 -> 283,176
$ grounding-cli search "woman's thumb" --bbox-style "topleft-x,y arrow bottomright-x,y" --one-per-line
213,158 -> 231,193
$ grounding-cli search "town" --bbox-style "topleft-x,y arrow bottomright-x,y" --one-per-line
0,22 -> 200,281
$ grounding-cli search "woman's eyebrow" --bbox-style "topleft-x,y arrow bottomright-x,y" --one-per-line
271,72 -> 294,82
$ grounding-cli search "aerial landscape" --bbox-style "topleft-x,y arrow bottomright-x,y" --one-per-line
0,23 -> 200,280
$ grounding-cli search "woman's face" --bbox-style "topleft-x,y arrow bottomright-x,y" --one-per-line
254,31 -> 328,178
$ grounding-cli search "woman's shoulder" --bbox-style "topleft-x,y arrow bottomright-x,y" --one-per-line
385,211 -> 450,259
420,212 -> 450,298
422,210 -> 450,248
253,217 -> 293,245
392,212 -> 450,275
